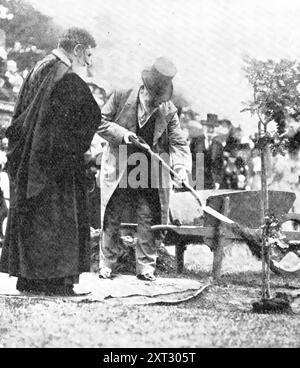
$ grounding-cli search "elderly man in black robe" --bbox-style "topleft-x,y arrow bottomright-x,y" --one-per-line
0,28 -> 102,296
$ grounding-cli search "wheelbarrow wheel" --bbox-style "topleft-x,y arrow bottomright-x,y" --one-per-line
270,260 -> 284,275
269,214 -> 300,276
269,252 -> 300,277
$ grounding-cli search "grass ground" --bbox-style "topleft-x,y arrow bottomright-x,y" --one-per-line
0,243 -> 300,348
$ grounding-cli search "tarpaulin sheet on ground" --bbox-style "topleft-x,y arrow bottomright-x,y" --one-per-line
0,273 -> 210,305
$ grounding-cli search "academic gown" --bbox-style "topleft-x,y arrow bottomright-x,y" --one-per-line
0,56 -> 101,282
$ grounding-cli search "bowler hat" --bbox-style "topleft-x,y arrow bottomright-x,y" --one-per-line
142,57 -> 177,102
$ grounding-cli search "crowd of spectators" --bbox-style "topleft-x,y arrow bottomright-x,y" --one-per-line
179,107 -> 300,217
0,49 -> 25,102
179,108 -> 254,191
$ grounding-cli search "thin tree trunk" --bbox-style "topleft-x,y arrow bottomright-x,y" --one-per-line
259,122 -> 271,299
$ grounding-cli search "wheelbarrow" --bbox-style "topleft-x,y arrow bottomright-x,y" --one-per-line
121,189 -> 300,280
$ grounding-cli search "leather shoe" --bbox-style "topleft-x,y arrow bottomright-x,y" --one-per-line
99,267 -> 113,279
137,273 -> 156,282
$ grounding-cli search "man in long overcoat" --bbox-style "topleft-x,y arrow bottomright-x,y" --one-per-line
190,134 -> 224,189
0,28 -> 102,295
97,57 -> 192,281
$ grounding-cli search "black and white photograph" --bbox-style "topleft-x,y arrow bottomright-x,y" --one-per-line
0,0 -> 300,350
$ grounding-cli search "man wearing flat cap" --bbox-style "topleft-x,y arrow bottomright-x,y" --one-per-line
97,57 -> 192,281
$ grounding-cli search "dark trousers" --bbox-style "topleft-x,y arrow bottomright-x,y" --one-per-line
100,187 -> 161,275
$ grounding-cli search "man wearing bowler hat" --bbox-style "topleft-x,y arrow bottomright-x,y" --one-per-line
97,57 -> 192,281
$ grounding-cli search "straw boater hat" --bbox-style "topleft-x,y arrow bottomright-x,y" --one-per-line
142,57 -> 177,102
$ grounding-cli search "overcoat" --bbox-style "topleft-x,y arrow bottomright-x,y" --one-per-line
190,135 -> 225,189
97,87 -> 192,228
0,54 -> 101,280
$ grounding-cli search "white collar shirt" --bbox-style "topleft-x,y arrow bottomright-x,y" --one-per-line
52,49 -> 72,68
